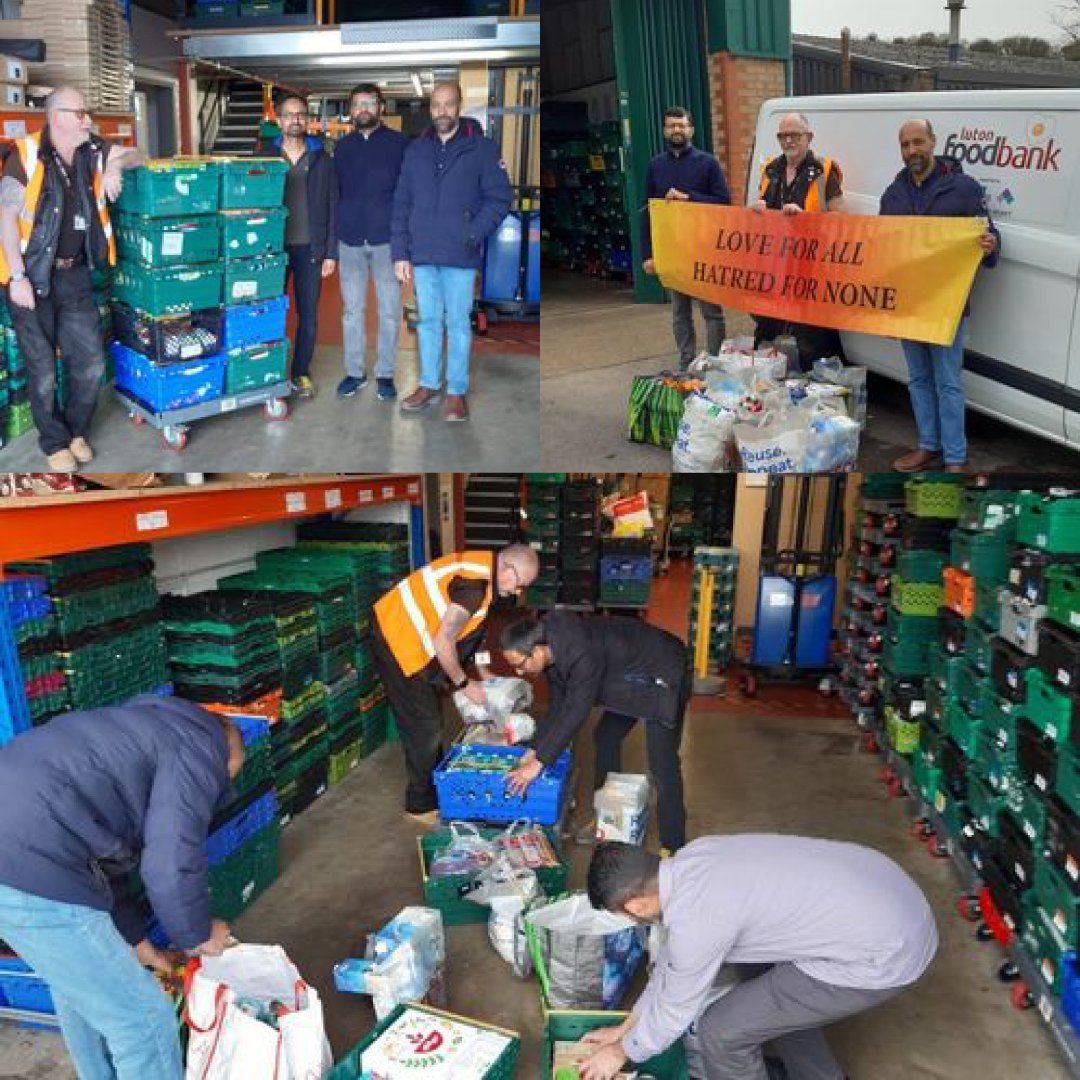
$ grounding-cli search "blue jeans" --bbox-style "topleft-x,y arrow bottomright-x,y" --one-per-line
413,265 -> 477,396
339,241 -> 402,380
901,320 -> 967,466
0,883 -> 183,1080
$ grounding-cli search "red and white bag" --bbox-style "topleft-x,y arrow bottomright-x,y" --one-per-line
184,944 -> 332,1080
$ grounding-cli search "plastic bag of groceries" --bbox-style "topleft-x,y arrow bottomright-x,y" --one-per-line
812,357 -> 868,427
802,405 -> 861,473
466,854 -> 539,977
453,676 -> 533,726
734,411 -> 811,473
672,391 -> 738,473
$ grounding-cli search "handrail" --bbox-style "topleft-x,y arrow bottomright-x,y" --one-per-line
197,77 -> 227,155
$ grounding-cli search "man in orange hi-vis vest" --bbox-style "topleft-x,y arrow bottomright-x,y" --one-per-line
371,542 -> 539,824
0,87 -> 143,471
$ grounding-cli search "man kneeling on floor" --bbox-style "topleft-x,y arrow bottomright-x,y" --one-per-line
0,695 -> 245,1080
578,836 -> 938,1080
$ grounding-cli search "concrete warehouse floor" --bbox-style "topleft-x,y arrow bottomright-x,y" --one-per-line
0,563 -> 1075,1080
540,270 -> 1080,477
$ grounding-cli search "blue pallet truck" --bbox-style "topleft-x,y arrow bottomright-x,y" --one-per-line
741,474 -> 848,698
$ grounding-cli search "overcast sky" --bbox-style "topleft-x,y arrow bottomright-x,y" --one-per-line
792,0 -> 1070,42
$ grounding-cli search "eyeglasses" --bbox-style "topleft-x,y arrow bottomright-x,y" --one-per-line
352,99 -> 380,109
510,649 -> 534,675
56,108 -> 92,120
281,111 -> 309,120
777,131 -> 808,141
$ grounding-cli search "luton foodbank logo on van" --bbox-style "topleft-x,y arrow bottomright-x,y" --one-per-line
942,116 -> 1061,172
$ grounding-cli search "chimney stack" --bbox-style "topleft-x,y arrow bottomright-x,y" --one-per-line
945,0 -> 966,64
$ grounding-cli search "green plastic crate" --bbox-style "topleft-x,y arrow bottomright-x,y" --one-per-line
977,683 -> 1019,759
975,580 -> 1004,630
1057,748 -> 1080,818
896,549 -> 946,584
968,773 -> 1007,835
883,634 -> 933,677
327,1004 -> 520,1080
223,254 -> 287,305
1012,785 -> 1048,846
1025,668 -> 1074,745
208,824 -> 279,921
1022,902 -> 1068,996
1018,494 -> 1080,555
328,738 -> 362,784
950,528 -> 1011,580
220,208 -> 288,259
52,577 -> 160,637
541,1010 -> 688,1080
946,702 -> 983,758
1047,565 -> 1080,634
114,213 -> 222,268
1034,858 -> 1080,951
112,261 -> 224,317
905,477 -> 963,519
232,738 -> 273,800
891,577 -> 943,617
115,160 -> 222,218
965,620 -> 995,674
418,826 -> 569,926
885,706 -> 921,755
225,340 -> 289,394
959,488 -> 1023,534
220,158 -> 288,210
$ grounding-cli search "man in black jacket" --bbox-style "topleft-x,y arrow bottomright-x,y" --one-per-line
0,695 -> 244,1079
500,612 -> 690,853
270,93 -> 338,399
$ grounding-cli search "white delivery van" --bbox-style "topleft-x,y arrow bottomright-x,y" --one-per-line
751,90 -> 1080,450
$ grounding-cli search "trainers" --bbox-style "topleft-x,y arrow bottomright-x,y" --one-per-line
400,387 -> 442,413
444,394 -> 469,422
336,374 -> 368,398
376,377 -> 397,401
293,376 -> 316,399
68,437 -> 93,464
46,448 -> 78,472
404,809 -> 440,828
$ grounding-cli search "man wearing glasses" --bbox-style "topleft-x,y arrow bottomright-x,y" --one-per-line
641,106 -> 731,370
0,87 -> 143,470
267,93 -> 337,399
370,543 -> 539,825
333,83 -> 407,402
499,611 -> 690,855
751,111 -> 846,372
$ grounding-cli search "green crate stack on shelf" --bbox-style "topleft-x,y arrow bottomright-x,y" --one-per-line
327,668 -> 365,786
0,295 -> 33,444
688,547 -> 738,678
6,544 -> 169,711
524,476 -> 561,607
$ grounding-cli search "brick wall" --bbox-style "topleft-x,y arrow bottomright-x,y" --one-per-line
707,54 -> 786,205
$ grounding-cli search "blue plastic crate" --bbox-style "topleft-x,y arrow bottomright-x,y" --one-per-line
0,955 -> 56,1016
205,789 -> 277,867
0,583 -> 31,746
1064,952 -> 1080,1035
434,745 -> 571,825
600,556 -> 652,583
221,296 -> 289,350
232,713 -> 270,749
112,342 -> 226,413
0,576 -> 50,627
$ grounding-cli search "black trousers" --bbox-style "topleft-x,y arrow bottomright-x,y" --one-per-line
371,628 -> 444,813
593,675 -> 689,851
753,316 -> 846,374
285,243 -> 323,380
8,265 -> 104,455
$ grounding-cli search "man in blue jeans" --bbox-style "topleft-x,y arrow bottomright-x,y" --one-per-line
880,118 -> 999,474
391,81 -> 512,423
0,695 -> 245,1079
334,83 -> 407,401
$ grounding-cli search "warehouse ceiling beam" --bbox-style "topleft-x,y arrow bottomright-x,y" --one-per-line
0,476 -> 423,563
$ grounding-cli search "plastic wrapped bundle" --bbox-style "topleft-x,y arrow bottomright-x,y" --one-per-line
453,676 -> 533,726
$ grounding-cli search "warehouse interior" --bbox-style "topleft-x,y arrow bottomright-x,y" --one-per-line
2,471 -> 1080,1078
0,2 -> 540,471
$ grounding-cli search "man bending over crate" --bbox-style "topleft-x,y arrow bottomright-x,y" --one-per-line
578,838 -> 939,1080
371,542 -> 539,825
0,695 -> 243,1080
0,87 -> 144,471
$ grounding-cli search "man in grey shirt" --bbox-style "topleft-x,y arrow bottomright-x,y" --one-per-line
579,836 -> 938,1080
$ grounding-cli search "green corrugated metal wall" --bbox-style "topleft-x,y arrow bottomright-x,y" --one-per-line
706,0 -> 792,58
610,0 -> 713,302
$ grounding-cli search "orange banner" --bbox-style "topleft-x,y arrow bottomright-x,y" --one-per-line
651,202 -> 986,347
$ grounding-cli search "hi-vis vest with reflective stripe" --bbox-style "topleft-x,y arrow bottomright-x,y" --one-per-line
758,155 -> 836,214
375,550 -> 495,677
0,132 -> 116,285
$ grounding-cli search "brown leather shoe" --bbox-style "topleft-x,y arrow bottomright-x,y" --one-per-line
400,387 -> 442,413
444,394 -> 469,422
404,809 -> 440,828
893,448 -> 941,473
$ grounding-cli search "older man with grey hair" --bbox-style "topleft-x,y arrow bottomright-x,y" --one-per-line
0,87 -> 143,470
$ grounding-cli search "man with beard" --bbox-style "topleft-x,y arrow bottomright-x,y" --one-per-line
640,107 -> 731,370
751,111 -> 846,373
268,93 -> 337,399
390,81 -> 512,422
880,118 -> 999,475
333,83 -> 407,401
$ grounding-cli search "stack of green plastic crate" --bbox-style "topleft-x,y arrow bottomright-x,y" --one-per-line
0,295 -> 32,443
524,476 -> 562,607
6,544 -> 169,712
688,547 -> 738,677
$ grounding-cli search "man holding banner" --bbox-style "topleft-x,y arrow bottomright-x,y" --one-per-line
880,119 -> 999,474
751,111 -> 847,372
640,107 -> 731,370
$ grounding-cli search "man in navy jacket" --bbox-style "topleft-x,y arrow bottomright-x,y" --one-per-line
641,107 -> 731,369
0,695 -> 244,1079
391,81 -> 512,423
880,118 -> 999,474
333,83 -> 408,402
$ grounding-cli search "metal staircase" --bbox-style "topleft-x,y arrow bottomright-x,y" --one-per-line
463,475 -> 522,551
207,81 -> 265,155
